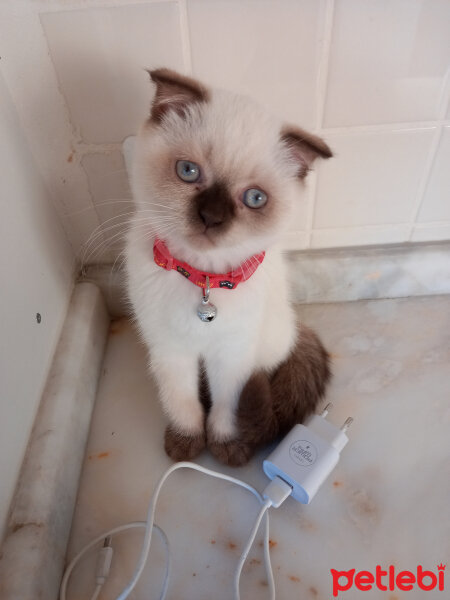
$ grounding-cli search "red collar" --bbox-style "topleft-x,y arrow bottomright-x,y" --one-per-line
153,238 -> 265,290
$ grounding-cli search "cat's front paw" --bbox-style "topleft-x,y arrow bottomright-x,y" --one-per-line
208,437 -> 255,467
164,425 -> 206,461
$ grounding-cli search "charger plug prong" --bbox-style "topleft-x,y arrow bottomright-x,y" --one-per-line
340,417 -> 353,432
321,403 -> 333,417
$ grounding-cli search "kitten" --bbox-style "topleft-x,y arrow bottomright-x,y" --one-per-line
126,68 -> 332,466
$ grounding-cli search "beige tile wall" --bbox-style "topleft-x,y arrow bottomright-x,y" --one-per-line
1,0 -> 449,261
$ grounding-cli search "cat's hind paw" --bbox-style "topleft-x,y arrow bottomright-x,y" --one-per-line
164,425 -> 206,461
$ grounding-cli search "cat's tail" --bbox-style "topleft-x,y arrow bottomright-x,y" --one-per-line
236,324 -> 331,447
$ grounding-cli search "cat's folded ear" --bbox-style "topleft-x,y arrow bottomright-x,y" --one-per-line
281,126 -> 332,178
147,68 -> 209,123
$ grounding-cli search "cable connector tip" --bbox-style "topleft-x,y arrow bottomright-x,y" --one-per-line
263,476 -> 292,508
95,538 -> 114,586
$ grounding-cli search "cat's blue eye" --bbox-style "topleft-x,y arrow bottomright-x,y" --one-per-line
176,160 -> 201,183
243,188 -> 268,209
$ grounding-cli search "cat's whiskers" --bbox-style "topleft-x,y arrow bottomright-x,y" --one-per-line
67,198 -> 178,218
108,244 -> 133,290
82,227 -> 131,266
81,209 -> 140,246
82,216 -> 175,266
107,223 -> 178,285
81,211 -> 176,263
87,216 -> 175,258
81,224 -> 128,266
66,199 -> 135,217
80,214 -> 139,265
151,223 -> 178,239
238,262 -> 246,282
142,202 -> 179,212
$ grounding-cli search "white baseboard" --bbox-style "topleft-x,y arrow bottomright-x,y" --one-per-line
287,241 -> 450,304
0,283 -> 110,600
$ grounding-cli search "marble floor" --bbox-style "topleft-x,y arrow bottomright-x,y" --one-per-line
66,295 -> 450,600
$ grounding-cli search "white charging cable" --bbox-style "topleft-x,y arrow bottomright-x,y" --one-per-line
61,407 -> 352,600
60,462 -> 290,600
60,522 -> 170,600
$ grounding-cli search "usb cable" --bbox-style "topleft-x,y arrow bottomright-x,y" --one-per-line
60,404 -> 352,600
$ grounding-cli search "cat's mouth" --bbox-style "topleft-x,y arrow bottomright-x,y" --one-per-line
189,225 -> 222,248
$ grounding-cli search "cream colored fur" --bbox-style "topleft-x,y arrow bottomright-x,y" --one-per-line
126,84 -> 309,442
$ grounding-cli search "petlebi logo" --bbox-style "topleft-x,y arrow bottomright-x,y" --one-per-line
330,564 -> 446,597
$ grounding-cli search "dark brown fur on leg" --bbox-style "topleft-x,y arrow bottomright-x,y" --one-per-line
198,360 -> 212,412
164,425 -> 206,461
233,324 -> 331,457
271,324 -> 331,435
237,372 -> 279,446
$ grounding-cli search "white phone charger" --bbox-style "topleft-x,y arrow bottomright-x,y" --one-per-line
263,404 -> 353,504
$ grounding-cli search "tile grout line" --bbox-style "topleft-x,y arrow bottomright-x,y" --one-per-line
406,125 -> 443,241
179,0 -> 193,75
407,66 -> 450,241
306,0 -> 335,249
321,120 -> 449,135
314,0 -> 335,134
33,0 -> 175,13
413,219 -> 450,228
312,223 -> 418,234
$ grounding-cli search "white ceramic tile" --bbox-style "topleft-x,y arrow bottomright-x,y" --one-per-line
80,150 -> 133,264
187,0 -> 326,127
40,3 -> 185,143
0,5 -> 103,256
82,150 -> 132,223
2,0 -> 449,267
411,222 -> 450,243
282,176 -> 313,238
277,230 -> 309,251
324,0 -> 450,127
310,224 -> 411,249
313,129 -> 435,229
417,126 -> 450,222
65,295 -> 450,600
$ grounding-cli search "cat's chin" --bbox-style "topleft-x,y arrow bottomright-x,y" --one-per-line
186,229 -> 220,250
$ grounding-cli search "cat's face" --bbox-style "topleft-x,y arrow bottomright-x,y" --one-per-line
132,69 -> 331,266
